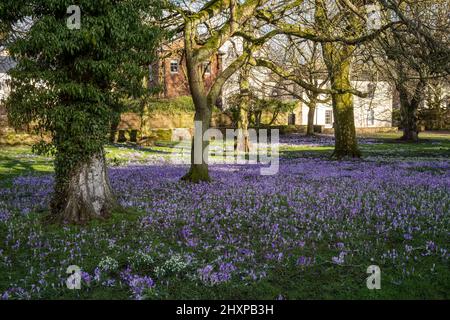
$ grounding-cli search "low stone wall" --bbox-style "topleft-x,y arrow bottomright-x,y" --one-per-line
115,111 -> 233,144
0,130 -> 41,145
0,105 -> 7,128
0,107 -> 42,145
117,109 -> 291,142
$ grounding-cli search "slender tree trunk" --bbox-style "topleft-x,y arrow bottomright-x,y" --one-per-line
237,64 -> 251,153
237,108 -> 250,153
50,151 -> 117,224
182,107 -> 212,182
306,101 -> 317,136
183,24 -> 211,182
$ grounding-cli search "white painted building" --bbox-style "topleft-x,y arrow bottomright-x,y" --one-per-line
0,54 -> 16,127
0,55 -> 15,101
220,38 -> 394,129
299,80 -> 393,128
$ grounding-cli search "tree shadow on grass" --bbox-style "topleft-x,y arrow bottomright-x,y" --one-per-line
0,155 -> 53,185
359,138 -> 450,159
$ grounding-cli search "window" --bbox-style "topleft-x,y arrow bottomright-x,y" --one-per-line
325,110 -> 333,125
288,113 -> 296,125
272,88 -> 281,97
170,60 -> 179,73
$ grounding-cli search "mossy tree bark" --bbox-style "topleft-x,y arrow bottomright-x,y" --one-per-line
51,151 -> 117,225
322,54 -> 361,158
316,0 -> 362,158
331,87 -> 361,158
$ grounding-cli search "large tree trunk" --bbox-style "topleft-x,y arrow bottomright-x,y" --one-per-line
306,101 -> 317,136
51,151 -> 116,224
327,54 -> 361,158
400,100 -> 419,142
182,162 -> 210,183
332,91 -> 361,158
398,81 -> 426,142
316,0 -> 361,159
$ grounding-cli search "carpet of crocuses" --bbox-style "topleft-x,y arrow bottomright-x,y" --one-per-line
0,135 -> 449,299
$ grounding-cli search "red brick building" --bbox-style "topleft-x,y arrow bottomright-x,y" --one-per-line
149,38 -> 223,98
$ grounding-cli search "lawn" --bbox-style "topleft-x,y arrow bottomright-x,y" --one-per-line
0,132 -> 449,300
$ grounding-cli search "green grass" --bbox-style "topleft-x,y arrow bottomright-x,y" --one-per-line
280,132 -> 450,160
0,146 -> 53,187
359,132 -> 450,159
2,208 -> 448,300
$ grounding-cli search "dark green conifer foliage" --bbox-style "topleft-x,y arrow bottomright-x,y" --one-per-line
5,0 -> 163,223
